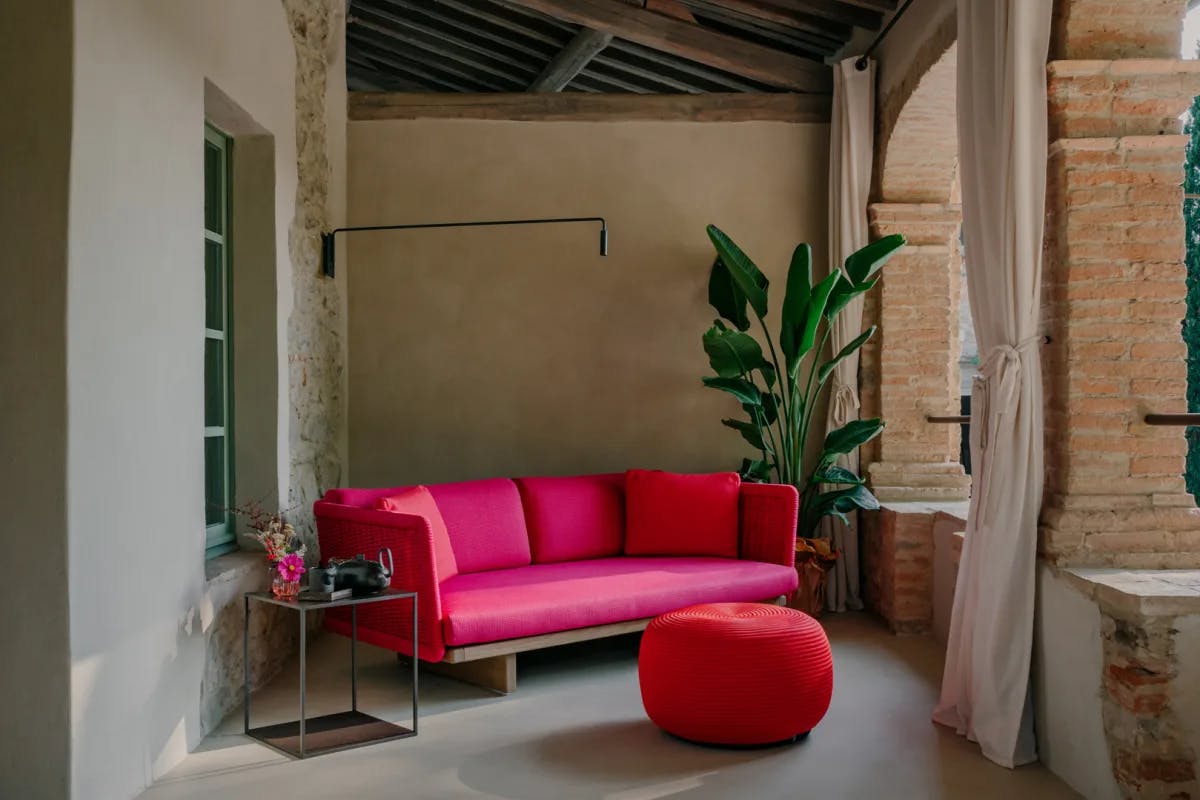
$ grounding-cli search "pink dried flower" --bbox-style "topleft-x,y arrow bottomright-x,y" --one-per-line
276,553 -> 306,582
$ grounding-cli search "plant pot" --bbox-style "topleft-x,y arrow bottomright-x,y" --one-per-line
789,560 -> 831,618
271,574 -> 302,599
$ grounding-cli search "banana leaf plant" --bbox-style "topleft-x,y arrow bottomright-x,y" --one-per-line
701,224 -> 905,537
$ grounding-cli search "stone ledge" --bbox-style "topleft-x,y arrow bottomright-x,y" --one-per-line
1062,567 -> 1200,617
879,499 -> 970,521
205,550 -> 262,585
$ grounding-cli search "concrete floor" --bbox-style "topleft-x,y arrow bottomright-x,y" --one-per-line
141,613 -> 1079,800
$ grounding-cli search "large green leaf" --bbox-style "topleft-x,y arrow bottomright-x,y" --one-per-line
707,258 -> 751,332
802,484 -> 880,532
825,274 -> 878,320
844,234 -> 905,285
740,458 -> 775,483
723,418 -> 770,452
706,225 -> 768,320
823,417 -> 884,455
785,270 -> 839,378
759,392 -> 779,426
814,465 -> 865,485
780,243 -> 813,363
703,324 -> 768,378
817,325 -> 876,384
702,376 -> 760,405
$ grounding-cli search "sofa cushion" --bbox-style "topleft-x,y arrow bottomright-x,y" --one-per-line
624,470 -> 741,558
439,556 -> 797,646
428,478 -> 531,574
375,486 -> 459,581
516,474 -> 624,564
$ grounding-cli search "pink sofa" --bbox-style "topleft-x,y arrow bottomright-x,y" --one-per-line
314,473 -> 799,692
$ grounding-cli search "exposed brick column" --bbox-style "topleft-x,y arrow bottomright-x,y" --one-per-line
1041,0 -> 1200,569
866,203 -> 970,501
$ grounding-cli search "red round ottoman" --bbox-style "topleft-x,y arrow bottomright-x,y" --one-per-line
638,602 -> 833,746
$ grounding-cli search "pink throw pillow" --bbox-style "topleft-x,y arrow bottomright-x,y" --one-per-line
623,470 -> 741,558
376,486 -> 459,580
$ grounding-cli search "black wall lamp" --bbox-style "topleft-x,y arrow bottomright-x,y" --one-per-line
319,216 -> 608,277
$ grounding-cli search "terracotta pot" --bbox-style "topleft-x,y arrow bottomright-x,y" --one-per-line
789,560 -> 831,618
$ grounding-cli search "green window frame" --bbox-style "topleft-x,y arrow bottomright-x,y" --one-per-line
204,124 -> 236,558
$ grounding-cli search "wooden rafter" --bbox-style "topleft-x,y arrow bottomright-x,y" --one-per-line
530,28 -> 614,91
498,0 -> 831,92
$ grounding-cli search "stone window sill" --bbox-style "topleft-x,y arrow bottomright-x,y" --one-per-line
1063,568 -> 1200,617
205,549 -> 262,586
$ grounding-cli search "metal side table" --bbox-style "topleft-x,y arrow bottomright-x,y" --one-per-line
243,588 -> 418,758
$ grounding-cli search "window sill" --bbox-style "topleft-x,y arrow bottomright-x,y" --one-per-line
205,549 -> 262,586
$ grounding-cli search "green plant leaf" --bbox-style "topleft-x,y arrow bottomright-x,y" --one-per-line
825,274 -> 879,319
740,458 -> 774,483
760,362 -> 777,390
703,325 -> 768,378
817,325 -> 876,384
785,270 -> 839,378
780,243 -> 813,363
759,392 -> 779,426
707,225 -> 769,319
702,376 -> 761,405
823,417 -> 884,455
723,418 -> 770,452
802,484 -> 880,532
814,465 -> 865,485
707,258 -> 752,332
844,234 -> 905,285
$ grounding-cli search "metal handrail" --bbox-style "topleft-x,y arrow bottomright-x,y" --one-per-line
928,415 -> 970,424
1145,413 -> 1200,426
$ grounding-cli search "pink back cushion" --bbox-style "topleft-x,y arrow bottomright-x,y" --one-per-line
427,478 -> 531,574
515,474 -> 624,563
375,486 -> 459,581
324,478 -> 531,574
624,470 -> 741,558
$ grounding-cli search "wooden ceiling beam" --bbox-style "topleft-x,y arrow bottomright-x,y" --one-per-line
498,0 -> 831,92
530,28 -> 613,91
350,91 -> 832,123
732,0 -> 882,30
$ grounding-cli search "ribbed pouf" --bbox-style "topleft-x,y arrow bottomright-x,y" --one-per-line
638,602 -> 833,746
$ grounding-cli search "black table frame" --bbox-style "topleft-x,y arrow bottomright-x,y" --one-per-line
243,588 -> 418,758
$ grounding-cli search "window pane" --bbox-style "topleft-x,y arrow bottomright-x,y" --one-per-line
205,240 -> 224,330
204,140 -> 223,234
205,436 -> 227,526
205,338 -> 224,427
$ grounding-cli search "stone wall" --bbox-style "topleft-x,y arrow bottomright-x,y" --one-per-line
284,0 -> 345,555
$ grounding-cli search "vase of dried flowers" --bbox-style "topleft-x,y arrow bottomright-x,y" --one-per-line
789,537 -> 838,618
236,501 -> 307,599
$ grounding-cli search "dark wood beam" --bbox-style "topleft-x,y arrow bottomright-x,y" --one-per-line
735,0 -> 882,30
350,91 -> 831,122
684,0 -> 846,51
530,28 -> 613,91
498,0 -> 831,92
833,0 -> 896,12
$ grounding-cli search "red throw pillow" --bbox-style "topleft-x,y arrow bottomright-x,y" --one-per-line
376,486 -> 459,580
624,470 -> 741,558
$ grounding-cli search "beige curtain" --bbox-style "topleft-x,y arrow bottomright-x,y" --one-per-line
822,56 -> 875,612
932,0 -> 1051,768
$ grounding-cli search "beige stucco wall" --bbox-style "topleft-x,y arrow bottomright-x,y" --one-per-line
347,118 -> 829,487
65,2 -> 345,798
0,1 -> 73,798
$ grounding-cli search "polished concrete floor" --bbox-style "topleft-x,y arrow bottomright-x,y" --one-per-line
141,613 -> 1079,800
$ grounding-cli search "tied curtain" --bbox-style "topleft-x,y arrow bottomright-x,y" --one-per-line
933,0 -> 1051,768
822,56 -> 875,612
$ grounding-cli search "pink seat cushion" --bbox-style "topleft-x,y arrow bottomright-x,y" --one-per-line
624,470 -> 741,558
516,474 -> 624,563
428,478 -> 531,574
439,557 -> 798,646
375,486 -> 459,581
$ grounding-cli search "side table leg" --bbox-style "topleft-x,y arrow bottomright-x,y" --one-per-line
299,608 -> 306,757
243,596 -> 250,734
412,594 -> 419,735
351,605 -> 358,712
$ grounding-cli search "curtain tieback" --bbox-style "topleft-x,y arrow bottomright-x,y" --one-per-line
829,379 -> 861,429
975,335 -> 1040,452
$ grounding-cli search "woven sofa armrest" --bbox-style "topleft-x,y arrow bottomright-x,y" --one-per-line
738,483 -> 798,568
314,500 -> 446,662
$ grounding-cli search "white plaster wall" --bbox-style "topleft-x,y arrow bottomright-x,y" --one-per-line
932,515 -> 964,645
66,2 -> 344,797
1172,615 -> 1200,768
1034,564 -> 1122,800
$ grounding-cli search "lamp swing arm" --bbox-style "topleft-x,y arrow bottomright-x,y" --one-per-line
319,216 -> 608,277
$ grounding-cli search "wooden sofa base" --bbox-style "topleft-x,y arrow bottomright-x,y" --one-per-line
406,596 -> 787,694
